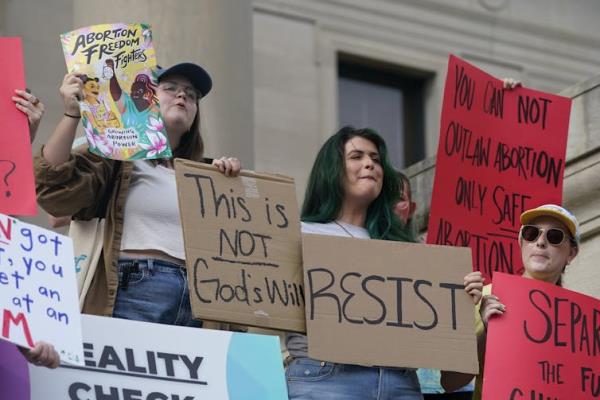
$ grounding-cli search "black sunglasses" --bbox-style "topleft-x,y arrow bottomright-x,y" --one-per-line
520,225 -> 572,246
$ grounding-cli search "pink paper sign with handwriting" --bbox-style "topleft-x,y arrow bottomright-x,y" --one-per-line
0,38 -> 37,216
427,55 -> 571,283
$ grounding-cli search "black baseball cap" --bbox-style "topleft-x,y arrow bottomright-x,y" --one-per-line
156,62 -> 212,98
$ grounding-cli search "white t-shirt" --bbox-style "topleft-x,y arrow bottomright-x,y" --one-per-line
120,160 -> 185,260
300,220 -> 370,239
286,220 -> 370,358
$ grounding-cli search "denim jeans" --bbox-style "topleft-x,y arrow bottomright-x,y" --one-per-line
287,357 -> 423,400
112,258 -> 202,327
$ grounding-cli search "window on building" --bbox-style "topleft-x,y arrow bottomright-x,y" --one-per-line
338,54 -> 431,169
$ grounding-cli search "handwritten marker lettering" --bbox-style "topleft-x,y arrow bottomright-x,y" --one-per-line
0,213 -> 83,363
176,161 -> 304,331
427,56 -> 570,281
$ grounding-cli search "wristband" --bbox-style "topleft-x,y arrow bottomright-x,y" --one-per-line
64,112 -> 81,119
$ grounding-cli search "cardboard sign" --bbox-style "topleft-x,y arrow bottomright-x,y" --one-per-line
483,273 -> 600,399
0,38 -> 37,216
60,23 -> 171,160
175,159 -> 304,332
0,214 -> 83,365
28,315 -> 288,400
427,55 -> 571,282
302,234 -> 478,374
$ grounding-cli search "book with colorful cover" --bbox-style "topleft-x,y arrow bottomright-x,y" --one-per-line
60,23 -> 171,160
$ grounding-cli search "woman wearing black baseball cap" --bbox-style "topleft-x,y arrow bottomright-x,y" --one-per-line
35,61 -> 240,328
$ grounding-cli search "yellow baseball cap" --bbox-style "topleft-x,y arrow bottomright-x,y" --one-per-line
520,204 -> 580,244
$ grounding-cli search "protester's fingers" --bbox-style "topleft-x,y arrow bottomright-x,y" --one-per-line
222,158 -> 234,177
41,349 -> 60,369
220,157 -> 240,177
484,302 -> 506,313
12,93 -> 36,110
464,283 -> 483,304
480,295 -> 505,326
63,73 -> 84,94
212,159 -> 226,173
470,291 -> 482,305
30,342 -> 60,368
24,344 -> 43,364
467,271 -> 483,280
13,101 -> 33,115
14,96 -> 44,114
34,101 -> 46,117
14,88 -> 29,97
50,351 -> 60,368
63,73 -> 84,85
464,281 -> 483,293
228,157 -> 241,177
463,272 -> 484,303
502,77 -> 522,90
14,89 -> 36,103
481,304 -> 505,327
481,294 -> 500,304
480,295 -> 500,310
38,343 -> 52,364
60,75 -> 84,111
213,157 -> 241,177
463,270 -> 483,283
41,343 -> 60,369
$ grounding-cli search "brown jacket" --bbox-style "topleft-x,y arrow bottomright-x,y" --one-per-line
36,149 -> 132,316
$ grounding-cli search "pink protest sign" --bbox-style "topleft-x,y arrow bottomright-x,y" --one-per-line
483,273 -> 600,399
0,38 -> 37,216
427,55 -> 571,282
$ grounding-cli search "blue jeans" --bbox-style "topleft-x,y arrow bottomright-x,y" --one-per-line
112,258 -> 202,327
287,357 -> 423,400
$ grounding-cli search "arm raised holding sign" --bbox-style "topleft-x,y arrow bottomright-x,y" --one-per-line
8,91 -> 61,368
12,88 -> 45,142
439,77 -> 523,396
35,60 -> 241,326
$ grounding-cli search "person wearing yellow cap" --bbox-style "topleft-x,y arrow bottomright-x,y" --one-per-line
441,204 -> 580,399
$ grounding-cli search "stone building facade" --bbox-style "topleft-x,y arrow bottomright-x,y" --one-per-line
2,0 -> 598,296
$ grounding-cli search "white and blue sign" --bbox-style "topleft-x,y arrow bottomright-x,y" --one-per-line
29,315 -> 288,399
0,213 -> 83,365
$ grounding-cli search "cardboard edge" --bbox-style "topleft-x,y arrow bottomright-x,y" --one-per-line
174,158 -> 295,184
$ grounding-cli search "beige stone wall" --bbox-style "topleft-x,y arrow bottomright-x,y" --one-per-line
253,10 -> 322,201
561,76 -> 600,298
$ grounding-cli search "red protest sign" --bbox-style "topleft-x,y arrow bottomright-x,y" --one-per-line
483,273 -> 600,399
427,55 -> 571,281
0,38 -> 37,216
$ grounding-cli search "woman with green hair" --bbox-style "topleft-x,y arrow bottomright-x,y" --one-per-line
286,126 -> 483,399
286,126 -> 422,399
300,126 -> 412,241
